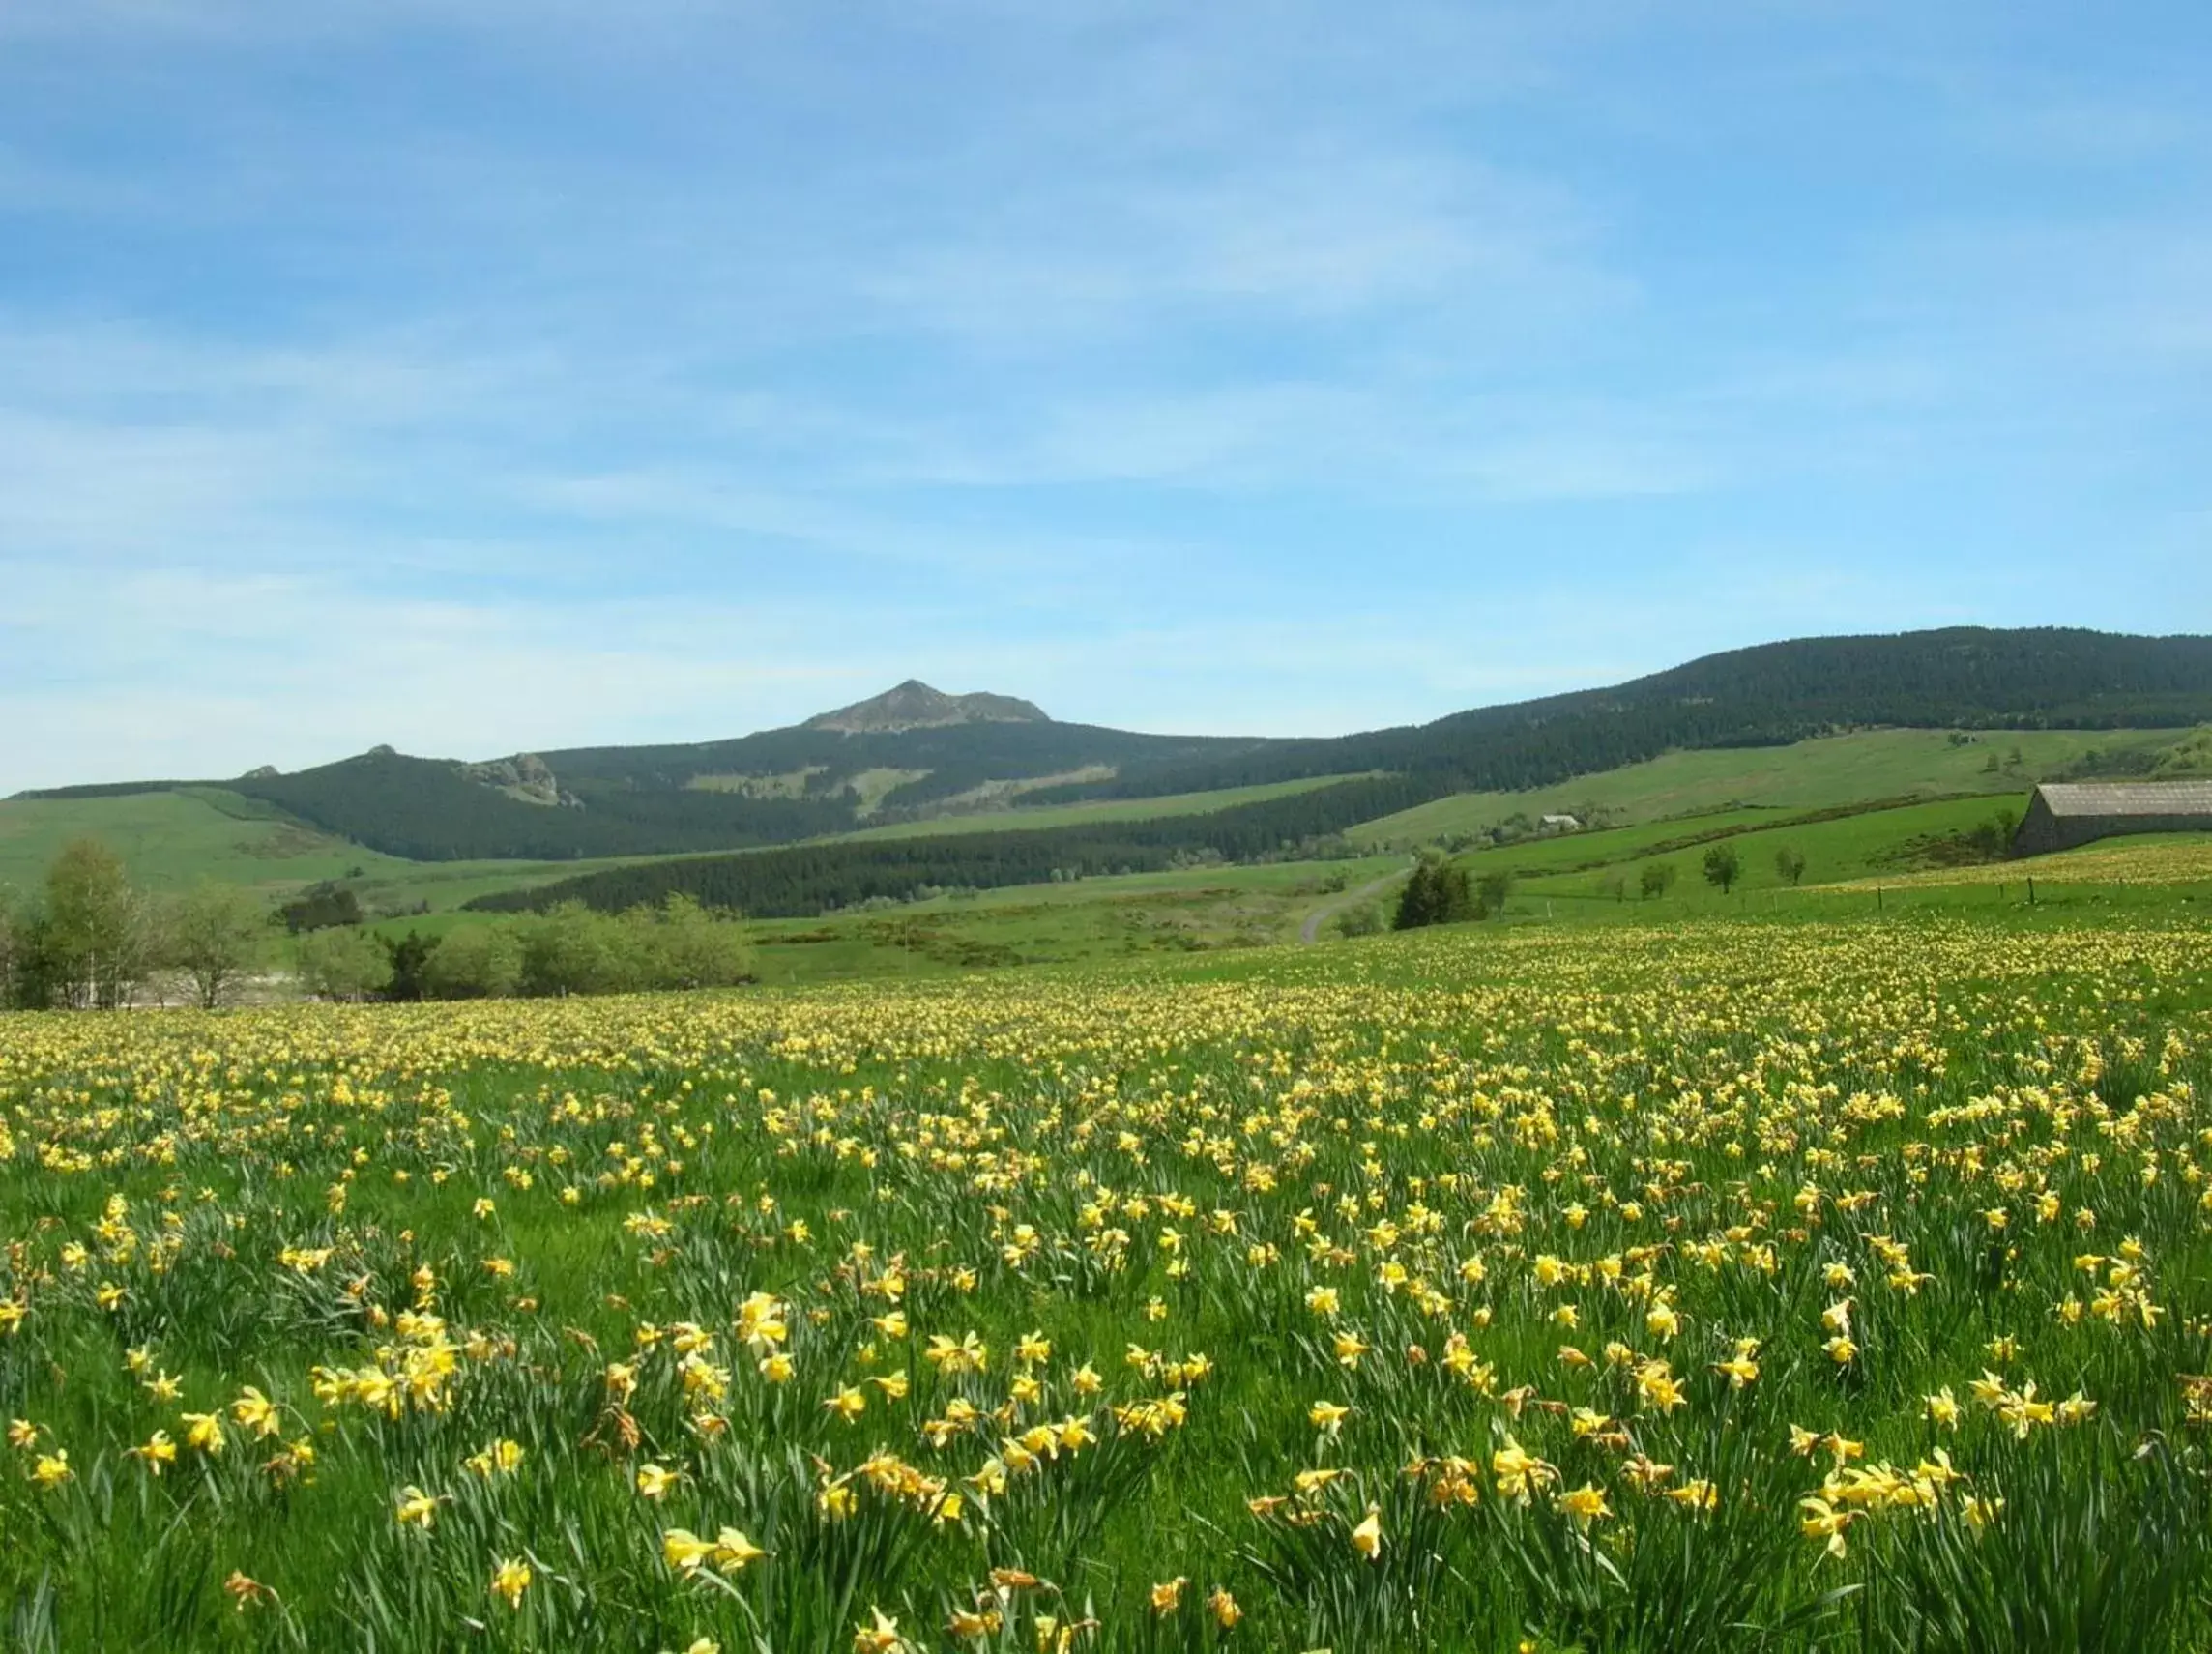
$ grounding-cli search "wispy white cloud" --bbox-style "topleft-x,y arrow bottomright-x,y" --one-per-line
858,143 -> 1616,341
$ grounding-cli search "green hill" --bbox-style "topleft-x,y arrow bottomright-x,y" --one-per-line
14,627 -> 2212,899
1051,625 -> 2212,800
1346,726 -> 2164,849
22,700 -> 1278,862
0,788 -> 370,897
0,787 -> 656,914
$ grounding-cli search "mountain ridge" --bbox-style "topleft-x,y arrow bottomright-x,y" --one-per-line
15,627 -> 2212,864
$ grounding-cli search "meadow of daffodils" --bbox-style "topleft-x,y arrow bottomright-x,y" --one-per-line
3,918 -> 2210,1652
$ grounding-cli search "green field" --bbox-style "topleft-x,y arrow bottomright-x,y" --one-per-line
358,854 -> 1410,987
1348,728 -> 2176,848
1496,795 -> 2021,898
6,914 -> 2212,1649
507,784 -> 2196,986
736,855 -> 1406,984
698,798 -> 2211,980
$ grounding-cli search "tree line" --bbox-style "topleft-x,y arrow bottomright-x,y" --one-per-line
469,775 -> 1438,919
0,839 -> 753,1010
298,900 -> 754,1002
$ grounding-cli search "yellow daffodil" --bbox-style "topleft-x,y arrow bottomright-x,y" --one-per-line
490,1556 -> 532,1608
1350,1504 -> 1383,1561
1559,1482 -> 1613,1529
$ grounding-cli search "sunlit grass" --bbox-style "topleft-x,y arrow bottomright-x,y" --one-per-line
3,917 -> 2210,1651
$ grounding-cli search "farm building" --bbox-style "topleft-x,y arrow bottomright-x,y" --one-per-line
2011,780 -> 2212,856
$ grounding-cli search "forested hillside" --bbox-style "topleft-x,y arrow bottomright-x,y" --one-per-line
229,750 -> 862,860
538,718 -> 1260,811
1037,627 -> 2212,799
23,724 -> 1270,861
468,775 -> 1428,916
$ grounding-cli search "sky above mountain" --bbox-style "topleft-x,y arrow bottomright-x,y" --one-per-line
2,1 -> 2207,791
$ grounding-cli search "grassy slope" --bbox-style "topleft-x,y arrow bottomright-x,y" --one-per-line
2,777 -> 1353,912
1347,727 -> 2163,848
0,779 -> 1338,916
714,783 -> 2199,987
0,789 -> 383,897
0,789 -> 650,912
833,774 -> 1349,841
1446,795 -> 2211,924
1495,795 -> 2020,903
1829,832 -> 2212,889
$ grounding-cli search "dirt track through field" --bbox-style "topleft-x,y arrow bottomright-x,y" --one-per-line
1297,860 -> 1410,943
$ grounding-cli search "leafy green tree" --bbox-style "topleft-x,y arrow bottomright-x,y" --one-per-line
0,897 -> 64,1010
1703,843 -> 1743,895
1638,862 -> 1678,901
423,922 -> 525,999
1392,863 -> 1435,930
383,931 -> 440,1001
164,880 -> 270,1009
0,890 -> 33,1010
1774,846 -> 1808,887
44,839 -> 154,1008
295,927 -> 391,1001
279,883 -> 364,934
520,903 -> 626,997
1393,857 -> 1476,930
1474,870 -> 1513,920
630,895 -> 752,989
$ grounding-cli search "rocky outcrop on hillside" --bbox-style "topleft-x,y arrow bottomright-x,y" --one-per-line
456,752 -> 575,807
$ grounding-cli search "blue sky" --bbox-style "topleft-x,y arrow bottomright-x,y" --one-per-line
1,1 -> 2206,792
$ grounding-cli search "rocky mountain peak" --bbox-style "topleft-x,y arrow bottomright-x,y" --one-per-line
802,681 -> 1050,734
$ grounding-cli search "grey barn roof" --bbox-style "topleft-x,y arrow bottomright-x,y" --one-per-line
2033,780 -> 2212,817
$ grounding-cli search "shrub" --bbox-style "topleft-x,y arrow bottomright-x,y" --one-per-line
294,926 -> 392,1001
422,923 -> 525,1000
1333,901 -> 1384,939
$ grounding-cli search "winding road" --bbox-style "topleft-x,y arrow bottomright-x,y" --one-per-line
1297,859 -> 1412,944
